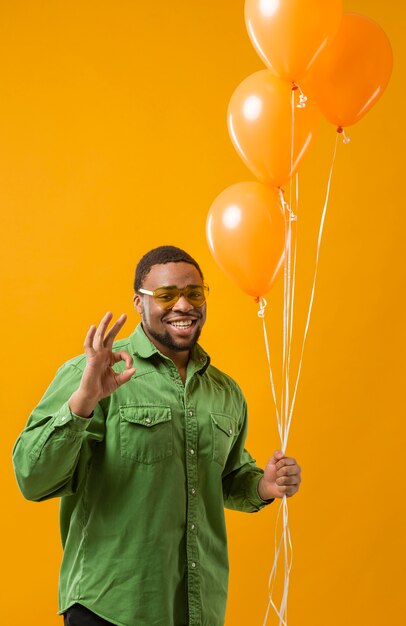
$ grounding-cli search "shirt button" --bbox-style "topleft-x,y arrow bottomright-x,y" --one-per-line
190,449 -> 195,455
200,357 -> 205,363
191,488 -> 196,495
145,417 -> 152,424
191,523 -> 196,530
188,410 -> 193,417
61,417 -> 66,422
228,428 -> 233,435
191,562 -> 197,569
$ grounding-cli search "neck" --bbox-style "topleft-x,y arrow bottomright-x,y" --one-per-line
141,324 -> 191,375
165,348 -> 190,371
158,346 -> 190,384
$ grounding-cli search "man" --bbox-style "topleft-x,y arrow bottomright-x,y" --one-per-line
13,245 -> 301,626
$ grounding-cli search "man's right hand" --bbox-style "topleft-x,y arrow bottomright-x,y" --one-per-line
68,312 -> 136,418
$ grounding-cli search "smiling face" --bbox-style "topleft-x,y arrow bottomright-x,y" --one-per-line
133,262 -> 207,360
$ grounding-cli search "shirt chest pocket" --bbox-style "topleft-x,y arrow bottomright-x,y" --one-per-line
119,405 -> 173,464
210,412 -> 236,467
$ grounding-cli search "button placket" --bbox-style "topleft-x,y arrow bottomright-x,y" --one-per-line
183,393 -> 200,624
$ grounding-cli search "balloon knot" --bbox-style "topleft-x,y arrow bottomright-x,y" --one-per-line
292,83 -> 307,107
337,126 -> 351,144
257,297 -> 267,318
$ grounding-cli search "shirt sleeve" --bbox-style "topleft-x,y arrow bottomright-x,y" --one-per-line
12,362 -> 105,502
222,397 -> 274,513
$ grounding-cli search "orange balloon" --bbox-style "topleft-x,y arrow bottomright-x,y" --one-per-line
206,181 -> 286,298
305,14 -> 393,128
245,0 -> 343,83
228,70 -> 319,188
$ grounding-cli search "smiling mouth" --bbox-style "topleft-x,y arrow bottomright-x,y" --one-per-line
167,319 -> 195,329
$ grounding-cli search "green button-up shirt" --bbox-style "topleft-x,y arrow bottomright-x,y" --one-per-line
13,325 -> 271,626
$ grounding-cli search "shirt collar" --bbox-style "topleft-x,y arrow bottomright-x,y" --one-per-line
129,323 -> 210,375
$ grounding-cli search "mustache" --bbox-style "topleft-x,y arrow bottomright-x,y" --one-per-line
163,311 -> 203,321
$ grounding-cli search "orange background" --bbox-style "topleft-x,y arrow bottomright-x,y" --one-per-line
2,1 -> 404,625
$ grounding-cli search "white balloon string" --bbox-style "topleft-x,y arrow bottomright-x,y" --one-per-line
295,171 -> 299,211
285,92 -> 295,444
284,202 -> 298,452
280,191 -> 292,454
262,92 -> 297,626
281,89 -> 299,453
257,298 -> 281,431
280,203 -> 288,446
281,498 -> 293,622
342,130 -> 351,144
262,88 -> 339,626
263,500 -> 285,625
289,90 -> 295,214
287,174 -> 298,398
284,186 -> 298,452
263,497 -> 293,626
287,133 -> 340,435
280,89 -> 295,449
263,88 -> 309,626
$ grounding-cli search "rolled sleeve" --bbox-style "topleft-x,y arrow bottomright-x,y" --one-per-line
13,363 -> 104,501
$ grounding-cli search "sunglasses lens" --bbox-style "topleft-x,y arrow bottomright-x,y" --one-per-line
153,287 -> 179,309
184,286 -> 206,306
152,285 -> 209,309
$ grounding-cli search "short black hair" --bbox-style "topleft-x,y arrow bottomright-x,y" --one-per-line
134,245 -> 204,291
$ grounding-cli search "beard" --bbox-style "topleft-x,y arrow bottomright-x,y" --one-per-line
142,320 -> 202,353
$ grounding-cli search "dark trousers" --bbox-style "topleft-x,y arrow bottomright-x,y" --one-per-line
64,604 -> 114,626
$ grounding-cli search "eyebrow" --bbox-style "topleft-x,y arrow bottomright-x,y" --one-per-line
156,283 -> 203,289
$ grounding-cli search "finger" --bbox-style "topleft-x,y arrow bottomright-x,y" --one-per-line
277,464 -> 301,477
276,475 -> 301,487
93,312 -> 114,350
111,350 -> 134,369
115,368 -> 136,387
84,325 -> 97,356
276,485 -> 288,496
286,485 -> 300,497
275,456 -> 297,471
104,314 -> 128,349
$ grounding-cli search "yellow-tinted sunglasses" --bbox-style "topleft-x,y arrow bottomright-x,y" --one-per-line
138,283 -> 209,310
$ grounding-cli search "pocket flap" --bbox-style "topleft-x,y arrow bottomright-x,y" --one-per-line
210,412 -> 235,437
119,405 -> 172,427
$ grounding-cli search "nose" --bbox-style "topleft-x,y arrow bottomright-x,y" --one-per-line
172,295 -> 194,313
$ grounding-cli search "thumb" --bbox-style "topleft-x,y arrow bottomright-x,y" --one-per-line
268,450 -> 285,466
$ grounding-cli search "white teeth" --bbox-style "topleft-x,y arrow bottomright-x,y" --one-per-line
170,320 -> 193,328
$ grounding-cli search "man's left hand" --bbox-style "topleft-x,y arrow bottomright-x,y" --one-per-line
258,451 -> 302,500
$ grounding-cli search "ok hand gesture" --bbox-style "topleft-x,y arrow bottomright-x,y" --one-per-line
69,312 -> 136,418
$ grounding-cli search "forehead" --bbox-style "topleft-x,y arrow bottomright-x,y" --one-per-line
143,262 -> 202,289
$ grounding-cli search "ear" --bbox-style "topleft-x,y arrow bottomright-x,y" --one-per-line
133,293 -> 143,315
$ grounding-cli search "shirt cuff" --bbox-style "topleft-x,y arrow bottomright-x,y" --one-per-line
53,402 -> 94,432
247,473 -> 275,511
